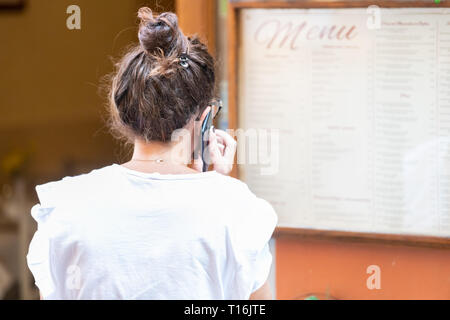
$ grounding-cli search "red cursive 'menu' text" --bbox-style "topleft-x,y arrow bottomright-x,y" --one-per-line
254,20 -> 358,49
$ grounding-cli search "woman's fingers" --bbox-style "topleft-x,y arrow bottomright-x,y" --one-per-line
218,143 -> 225,156
215,129 -> 235,147
208,129 -> 221,164
215,129 -> 237,161
207,129 -> 237,175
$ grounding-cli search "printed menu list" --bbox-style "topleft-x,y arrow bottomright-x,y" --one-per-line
238,8 -> 450,237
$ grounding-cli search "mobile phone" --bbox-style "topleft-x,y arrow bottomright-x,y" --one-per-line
200,109 -> 214,172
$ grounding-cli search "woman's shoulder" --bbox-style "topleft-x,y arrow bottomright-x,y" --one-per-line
215,174 -> 275,212
212,175 -> 278,244
35,165 -> 117,208
208,173 -> 258,198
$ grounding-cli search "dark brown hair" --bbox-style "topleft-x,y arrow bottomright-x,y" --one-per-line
108,8 -> 215,143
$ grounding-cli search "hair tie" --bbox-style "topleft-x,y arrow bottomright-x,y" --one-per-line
179,54 -> 189,68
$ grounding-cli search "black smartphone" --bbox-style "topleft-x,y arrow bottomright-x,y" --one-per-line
193,100 -> 222,172
200,109 -> 214,172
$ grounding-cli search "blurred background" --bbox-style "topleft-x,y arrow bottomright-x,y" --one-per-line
0,0 -> 227,299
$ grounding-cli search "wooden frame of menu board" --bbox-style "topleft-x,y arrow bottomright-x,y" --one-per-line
227,0 -> 450,248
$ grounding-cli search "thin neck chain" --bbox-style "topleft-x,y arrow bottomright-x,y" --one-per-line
131,158 -> 165,163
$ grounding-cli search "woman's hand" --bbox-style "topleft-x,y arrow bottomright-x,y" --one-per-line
193,128 -> 237,175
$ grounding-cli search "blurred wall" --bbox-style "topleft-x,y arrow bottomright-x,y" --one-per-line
176,0 -> 216,55
276,237 -> 450,300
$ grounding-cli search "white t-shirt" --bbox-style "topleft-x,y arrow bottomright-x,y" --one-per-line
27,164 -> 277,300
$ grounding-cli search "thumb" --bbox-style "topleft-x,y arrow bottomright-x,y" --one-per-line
192,156 -> 203,172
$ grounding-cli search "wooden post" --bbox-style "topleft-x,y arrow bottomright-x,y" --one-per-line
175,0 -> 217,55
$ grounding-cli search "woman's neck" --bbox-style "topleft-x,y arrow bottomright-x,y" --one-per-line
122,138 -> 197,174
132,139 -> 178,162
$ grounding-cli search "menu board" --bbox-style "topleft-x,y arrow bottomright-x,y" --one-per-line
238,8 -> 450,237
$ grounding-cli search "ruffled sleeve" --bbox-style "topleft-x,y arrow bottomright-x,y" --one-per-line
27,204 -> 56,299
27,181 -> 65,299
227,183 -> 278,298
249,242 -> 273,293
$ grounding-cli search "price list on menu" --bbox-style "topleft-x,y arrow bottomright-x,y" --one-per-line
238,8 -> 450,236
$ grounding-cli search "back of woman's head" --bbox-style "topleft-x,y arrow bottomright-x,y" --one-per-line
108,8 -> 216,142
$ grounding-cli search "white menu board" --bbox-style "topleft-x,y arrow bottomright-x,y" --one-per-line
238,8 -> 450,237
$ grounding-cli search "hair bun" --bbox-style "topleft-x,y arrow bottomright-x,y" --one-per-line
138,8 -> 186,55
